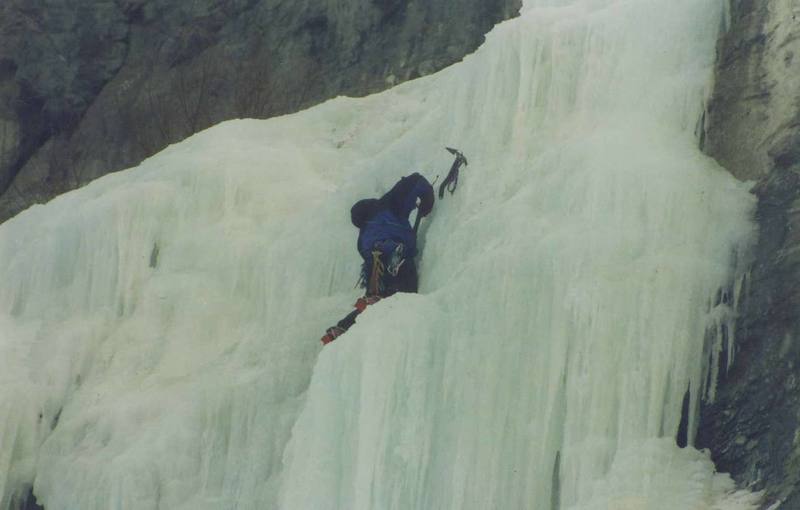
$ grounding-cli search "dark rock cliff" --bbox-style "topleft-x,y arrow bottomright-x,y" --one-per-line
0,0 -> 520,222
698,1 -> 800,508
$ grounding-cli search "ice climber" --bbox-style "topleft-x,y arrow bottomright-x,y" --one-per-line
320,172 -> 435,345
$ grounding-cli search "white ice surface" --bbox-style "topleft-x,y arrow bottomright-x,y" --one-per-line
0,0 -> 760,509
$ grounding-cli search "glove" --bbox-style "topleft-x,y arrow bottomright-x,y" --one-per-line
417,186 -> 434,217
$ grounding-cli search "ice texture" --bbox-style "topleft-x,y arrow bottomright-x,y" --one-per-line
0,0 -> 760,509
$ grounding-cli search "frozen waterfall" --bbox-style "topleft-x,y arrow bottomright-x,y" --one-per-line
0,0 -> 761,509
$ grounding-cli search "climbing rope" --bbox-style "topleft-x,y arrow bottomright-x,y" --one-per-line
368,249 -> 385,296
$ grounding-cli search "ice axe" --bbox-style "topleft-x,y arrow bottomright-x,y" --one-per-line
413,174 -> 439,234
438,147 -> 468,199
413,147 -> 468,232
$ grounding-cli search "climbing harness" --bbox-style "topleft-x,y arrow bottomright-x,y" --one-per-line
386,243 -> 405,276
368,249 -> 385,296
359,242 -> 406,296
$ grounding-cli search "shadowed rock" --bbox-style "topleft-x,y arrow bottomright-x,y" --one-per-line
699,0 -> 800,507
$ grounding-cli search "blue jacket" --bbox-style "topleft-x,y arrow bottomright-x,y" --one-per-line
351,173 -> 434,259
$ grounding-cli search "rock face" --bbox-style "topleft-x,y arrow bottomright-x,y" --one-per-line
0,0 -> 521,222
697,0 -> 800,508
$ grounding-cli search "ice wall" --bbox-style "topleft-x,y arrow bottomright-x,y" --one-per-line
0,0 -> 760,509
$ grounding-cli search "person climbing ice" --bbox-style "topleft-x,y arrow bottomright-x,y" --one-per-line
320,172 -> 435,345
